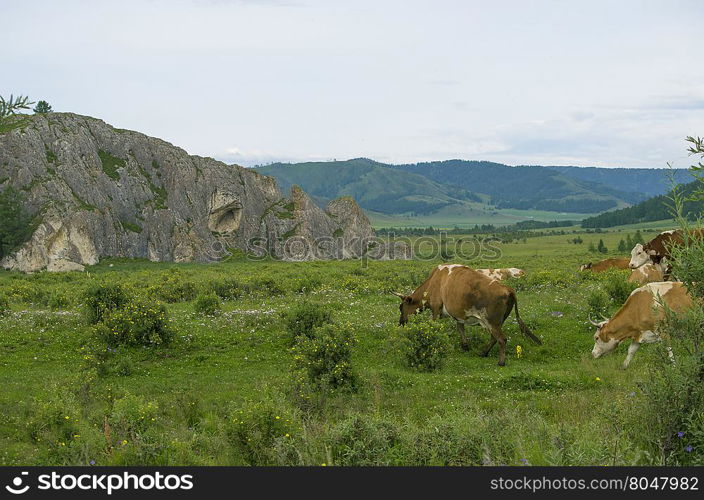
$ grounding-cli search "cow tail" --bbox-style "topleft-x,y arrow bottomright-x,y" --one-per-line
510,291 -> 541,345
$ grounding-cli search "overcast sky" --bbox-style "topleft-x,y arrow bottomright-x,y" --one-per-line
3,0 -> 703,168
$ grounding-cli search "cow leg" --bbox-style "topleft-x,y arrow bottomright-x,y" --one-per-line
491,327 -> 507,366
456,322 -> 469,351
480,337 -> 496,357
622,341 -> 640,369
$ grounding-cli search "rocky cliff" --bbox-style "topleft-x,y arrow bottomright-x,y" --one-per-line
0,113 -> 385,272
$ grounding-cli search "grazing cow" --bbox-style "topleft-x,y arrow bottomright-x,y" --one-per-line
579,258 -> 630,272
627,263 -> 665,285
629,229 -> 704,270
476,268 -> 526,280
590,282 -> 694,369
393,264 -> 541,366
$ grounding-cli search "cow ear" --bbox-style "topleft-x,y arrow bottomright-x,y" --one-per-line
404,296 -> 413,304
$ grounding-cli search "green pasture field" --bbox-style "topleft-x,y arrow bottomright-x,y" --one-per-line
0,227 -> 676,466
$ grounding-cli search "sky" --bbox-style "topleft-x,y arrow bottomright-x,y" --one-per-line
3,0 -> 704,168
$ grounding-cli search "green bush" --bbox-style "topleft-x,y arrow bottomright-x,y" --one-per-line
225,400 -> 301,465
586,289 -> 609,317
194,293 -> 222,317
293,323 -> 357,391
401,315 -> 451,372
283,302 -> 332,342
0,294 -> 9,317
631,306 -> 704,465
84,284 -> 127,324
48,292 -> 70,310
0,186 -> 35,260
327,414 -> 401,465
603,272 -> 638,304
295,276 -> 322,294
110,393 -> 159,438
156,280 -> 197,303
210,279 -> 246,300
95,299 -> 173,347
254,278 -> 286,296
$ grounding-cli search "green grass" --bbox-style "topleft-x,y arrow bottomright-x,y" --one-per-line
0,228 -> 677,465
98,150 -> 125,181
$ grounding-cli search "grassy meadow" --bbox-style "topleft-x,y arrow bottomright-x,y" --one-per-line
0,224 -> 679,466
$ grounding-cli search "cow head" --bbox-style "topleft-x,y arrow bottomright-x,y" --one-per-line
580,262 -> 592,271
629,243 -> 656,269
393,292 -> 421,326
589,318 -> 620,358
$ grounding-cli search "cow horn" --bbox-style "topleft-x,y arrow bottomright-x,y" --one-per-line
599,313 -> 609,321
391,291 -> 405,298
588,316 -> 601,327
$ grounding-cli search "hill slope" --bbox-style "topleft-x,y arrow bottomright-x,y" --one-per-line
581,180 -> 703,228
257,159 -> 682,216
256,158 -> 483,215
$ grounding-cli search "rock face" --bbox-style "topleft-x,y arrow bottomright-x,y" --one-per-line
0,113 -> 389,272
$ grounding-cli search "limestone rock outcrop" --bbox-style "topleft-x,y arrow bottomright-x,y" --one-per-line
0,113 -> 395,272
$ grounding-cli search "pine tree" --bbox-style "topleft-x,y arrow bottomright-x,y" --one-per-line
33,100 -> 53,113
634,230 -> 644,245
597,239 -> 608,253
626,233 -> 633,249
618,239 -> 626,252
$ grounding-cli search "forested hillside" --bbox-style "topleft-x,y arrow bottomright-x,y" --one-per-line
581,180 -> 703,228
256,159 -> 680,217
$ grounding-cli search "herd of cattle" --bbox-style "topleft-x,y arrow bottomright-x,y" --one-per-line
394,229 -> 700,368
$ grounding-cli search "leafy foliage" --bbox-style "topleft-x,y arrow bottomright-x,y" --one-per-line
95,299 -> 173,347
283,302 -> 332,342
292,323 -> 357,390
401,314 -> 451,372
33,100 -> 53,113
193,293 -> 222,317
0,187 -> 35,259
83,284 -> 128,324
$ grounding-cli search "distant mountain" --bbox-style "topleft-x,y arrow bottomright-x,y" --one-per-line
547,166 -> 691,198
256,159 -> 687,216
255,158 -> 483,215
389,160 -> 650,213
581,180 -> 703,228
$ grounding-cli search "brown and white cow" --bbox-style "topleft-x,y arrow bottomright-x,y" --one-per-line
476,267 -> 526,280
629,229 -> 704,270
579,258 -> 630,272
590,282 -> 693,369
627,263 -> 665,285
394,264 -> 541,366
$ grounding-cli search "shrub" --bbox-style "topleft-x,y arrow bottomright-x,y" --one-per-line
84,284 -> 127,324
110,393 -> 159,438
95,299 -> 173,347
401,315 -> 451,372
0,294 -> 9,317
210,279 -> 245,300
48,292 -> 70,310
254,278 -> 285,296
283,302 -> 332,342
156,280 -> 197,303
194,293 -> 222,317
295,276 -> 322,294
225,400 -> 301,465
630,305 -> 704,465
586,289 -> 609,317
293,324 -> 357,391
603,271 -> 638,304
0,186 -> 35,260
327,414 -> 401,465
